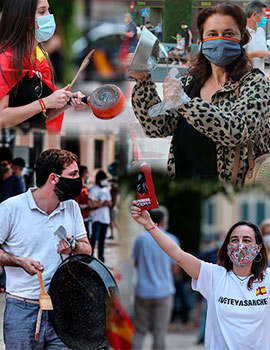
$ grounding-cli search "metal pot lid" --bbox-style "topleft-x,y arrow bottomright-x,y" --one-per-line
128,27 -> 160,72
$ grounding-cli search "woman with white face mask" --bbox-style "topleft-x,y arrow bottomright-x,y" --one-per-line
0,0 -> 87,132
131,203 -> 269,349
128,2 -> 270,185
88,170 -> 112,263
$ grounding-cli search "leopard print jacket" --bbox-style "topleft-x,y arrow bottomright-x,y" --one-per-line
131,69 -> 270,184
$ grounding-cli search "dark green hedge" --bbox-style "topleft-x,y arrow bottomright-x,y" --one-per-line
163,0 -> 193,43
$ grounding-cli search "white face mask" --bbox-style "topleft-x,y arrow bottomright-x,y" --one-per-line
35,14 -> 56,42
100,179 -> 109,187
85,177 -> 91,185
264,234 -> 270,248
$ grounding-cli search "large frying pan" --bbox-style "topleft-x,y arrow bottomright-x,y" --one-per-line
49,254 -> 118,350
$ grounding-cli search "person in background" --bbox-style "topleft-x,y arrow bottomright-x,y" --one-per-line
88,170 -> 112,262
12,157 -> 26,192
44,20 -> 64,85
132,206 -> 180,350
260,219 -> 270,264
155,22 -> 162,41
169,33 -> 185,65
75,165 -> 91,237
0,152 -> 24,203
0,152 -> 24,294
145,21 -> 155,35
123,13 -> 138,53
180,22 -> 192,66
108,178 -> 120,240
245,0 -> 270,73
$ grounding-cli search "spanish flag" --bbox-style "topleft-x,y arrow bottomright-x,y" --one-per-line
106,295 -> 134,350
0,46 -> 63,134
256,286 -> 267,296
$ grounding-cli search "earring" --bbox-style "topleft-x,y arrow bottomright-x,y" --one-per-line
254,252 -> 262,263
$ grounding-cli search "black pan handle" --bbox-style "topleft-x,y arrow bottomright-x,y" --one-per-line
67,95 -> 90,105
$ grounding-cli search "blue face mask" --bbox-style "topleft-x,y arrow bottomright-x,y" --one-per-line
35,14 -> 56,42
257,16 -> 268,28
202,37 -> 242,67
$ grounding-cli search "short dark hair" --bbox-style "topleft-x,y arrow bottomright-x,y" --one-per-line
79,165 -> 88,178
218,220 -> 268,290
245,0 -> 267,18
35,149 -> 78,188
0,150 -> 12,163
149,209 -> 165,225
95,170 -> 107,183
189,2 -> 252,84
12,157 -> 25,169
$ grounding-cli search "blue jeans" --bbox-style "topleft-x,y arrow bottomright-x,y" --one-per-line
90,221 -> 109,262
4,297 -> 69,350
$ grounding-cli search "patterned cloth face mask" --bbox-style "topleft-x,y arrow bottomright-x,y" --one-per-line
227,242 -> 259,267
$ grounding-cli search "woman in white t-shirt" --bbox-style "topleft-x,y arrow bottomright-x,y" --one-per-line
88,170 -> 112,262
131,201 -> 269,350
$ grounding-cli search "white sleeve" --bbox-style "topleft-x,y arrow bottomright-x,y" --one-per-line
107,188 -> 112,201
0,203 -> 12,245
71,201 -> 87,240
88,187 -> 94,199
191,261 -> 225,300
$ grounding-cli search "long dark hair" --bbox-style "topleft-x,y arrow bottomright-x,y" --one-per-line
0,0 -> 54,87
189,2 -> 253,85
218,220 -> 268,290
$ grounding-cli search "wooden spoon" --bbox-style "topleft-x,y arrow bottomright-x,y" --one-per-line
69,49 -> 95,89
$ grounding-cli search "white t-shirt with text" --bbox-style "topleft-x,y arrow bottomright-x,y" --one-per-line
192,261 -> 270,350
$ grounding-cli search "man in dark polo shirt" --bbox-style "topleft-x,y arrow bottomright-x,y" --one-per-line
180,22 -> 192,66
0,152 -> 24,203
124,12 -> 138,53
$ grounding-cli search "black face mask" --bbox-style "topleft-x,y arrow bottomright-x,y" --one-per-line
54,175 -> 82,201
0,162 -> 9,175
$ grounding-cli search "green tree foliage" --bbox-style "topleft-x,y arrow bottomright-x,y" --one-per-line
121,170 -> 224,255
163,0 -> 193,42
48,0 -> 78,83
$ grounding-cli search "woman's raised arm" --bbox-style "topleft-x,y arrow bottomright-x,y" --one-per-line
131,201 -> 201,280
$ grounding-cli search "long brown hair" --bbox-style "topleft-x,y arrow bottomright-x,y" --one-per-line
189,2 -> 253,85
218,221 -> 268,290
0,0 -> 54,88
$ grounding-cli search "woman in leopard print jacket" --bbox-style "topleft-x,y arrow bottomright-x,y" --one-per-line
130,3 -> 270,185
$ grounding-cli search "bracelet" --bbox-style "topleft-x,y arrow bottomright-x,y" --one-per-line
145,223 -> 158,232
38,98 -> 47,118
